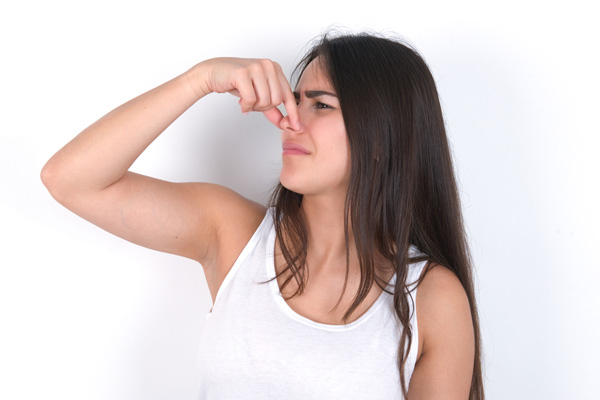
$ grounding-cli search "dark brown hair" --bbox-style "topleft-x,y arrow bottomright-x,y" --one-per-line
269,32 -> 484,398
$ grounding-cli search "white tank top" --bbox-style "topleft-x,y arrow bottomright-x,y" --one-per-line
196,209 -> 427,399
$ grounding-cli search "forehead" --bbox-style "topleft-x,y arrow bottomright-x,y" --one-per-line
296,59 -> 333,90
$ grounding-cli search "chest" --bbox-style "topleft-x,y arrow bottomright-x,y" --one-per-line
273,252 -> 391,325
199,292 -> 404,400
197,228 -> 415,399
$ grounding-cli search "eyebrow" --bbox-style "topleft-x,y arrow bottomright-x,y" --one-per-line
293,90 -> 338,99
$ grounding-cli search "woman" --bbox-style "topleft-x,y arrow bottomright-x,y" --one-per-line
42,32 -> 484,399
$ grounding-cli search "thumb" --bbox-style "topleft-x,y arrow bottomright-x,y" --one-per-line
262,107 -> 285,129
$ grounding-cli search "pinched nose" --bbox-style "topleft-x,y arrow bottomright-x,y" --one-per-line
279,115 -> 304,132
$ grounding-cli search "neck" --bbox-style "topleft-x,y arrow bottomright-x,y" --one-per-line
299,193 -> 355,270
297,192 -> 394,277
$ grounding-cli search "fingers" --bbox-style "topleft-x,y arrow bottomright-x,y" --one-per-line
275,64 -> 300,130
241,67 -> 271,113
262,107 -> 284,128
235,80 -> 257,115
230,59 -> 299,129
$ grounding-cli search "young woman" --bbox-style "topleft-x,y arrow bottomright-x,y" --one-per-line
42,33 -> 484,399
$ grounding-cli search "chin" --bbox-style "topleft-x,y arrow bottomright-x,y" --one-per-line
281,168 -> 320,195
279,174 -> 305,195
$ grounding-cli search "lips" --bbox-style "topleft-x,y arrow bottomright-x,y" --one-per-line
282,142 -> 310,155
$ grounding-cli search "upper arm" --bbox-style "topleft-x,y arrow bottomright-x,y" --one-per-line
407,264 -> 475,399
46,170 -> 265,267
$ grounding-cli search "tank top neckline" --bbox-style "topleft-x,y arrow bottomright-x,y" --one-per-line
265,219 -> 397,332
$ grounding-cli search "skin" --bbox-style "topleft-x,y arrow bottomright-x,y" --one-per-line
276,60 -> 394,324
41,56 -> 474,398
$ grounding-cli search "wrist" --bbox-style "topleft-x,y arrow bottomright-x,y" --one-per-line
183,61 -> 212,100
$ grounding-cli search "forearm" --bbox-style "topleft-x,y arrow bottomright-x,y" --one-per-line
41,62 -> 210,198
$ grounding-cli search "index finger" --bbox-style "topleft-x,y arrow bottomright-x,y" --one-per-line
276,66 -> 300,130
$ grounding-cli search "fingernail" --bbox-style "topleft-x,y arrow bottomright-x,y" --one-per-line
243,111 -> 249,116
296,121 -> 301,130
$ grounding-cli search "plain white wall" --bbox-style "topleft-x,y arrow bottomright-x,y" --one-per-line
1,0 -> 598,399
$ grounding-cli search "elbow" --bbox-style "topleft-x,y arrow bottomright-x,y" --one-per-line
40,159 -> 67,204
40,160 -> 52,190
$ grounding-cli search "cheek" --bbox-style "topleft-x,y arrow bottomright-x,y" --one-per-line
279,119 -> 350,193
331,124 -> 350,168
317,128 -> 351,180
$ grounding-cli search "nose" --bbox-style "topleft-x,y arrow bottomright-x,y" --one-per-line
279,115 -> 304,134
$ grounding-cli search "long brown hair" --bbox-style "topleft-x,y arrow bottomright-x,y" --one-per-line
269,32 -> 484,399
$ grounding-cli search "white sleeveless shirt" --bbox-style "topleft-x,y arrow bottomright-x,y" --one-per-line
196,209 -> 427,399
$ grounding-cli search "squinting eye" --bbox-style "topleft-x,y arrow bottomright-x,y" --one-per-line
315,102 -> 331,109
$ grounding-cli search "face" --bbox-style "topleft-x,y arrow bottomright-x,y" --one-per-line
279,59 -> 350,198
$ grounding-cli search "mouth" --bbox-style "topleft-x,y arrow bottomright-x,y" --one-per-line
282,142 -> 310,155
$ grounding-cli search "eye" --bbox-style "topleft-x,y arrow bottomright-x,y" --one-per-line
315,101 -> 332,109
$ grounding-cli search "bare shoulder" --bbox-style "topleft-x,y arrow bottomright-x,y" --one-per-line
416,263 -> 474,355
189,182 -> 267,263
193,183 -> 267,299
212,186 -> 267,245
188,182 -> 266,227
417,264 -> 471,322
408,263 -> 474,398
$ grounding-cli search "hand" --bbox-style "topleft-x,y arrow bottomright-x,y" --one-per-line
199,57 -> 300,130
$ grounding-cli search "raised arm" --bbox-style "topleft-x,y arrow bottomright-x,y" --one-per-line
41,58 -> 299,269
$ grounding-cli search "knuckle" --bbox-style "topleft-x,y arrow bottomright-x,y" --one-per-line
256,96 -> 271,108
248,62 -> 260,73
235,67 -> 252,81
273,61 -> 284,74
272,93 -> 283,105
260,58 -> 277,73
244,92 -> 257,103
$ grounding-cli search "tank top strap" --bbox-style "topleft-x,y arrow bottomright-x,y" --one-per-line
206,209 -> 273,320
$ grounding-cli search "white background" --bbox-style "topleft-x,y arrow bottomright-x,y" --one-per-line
1,0 -> 598,399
